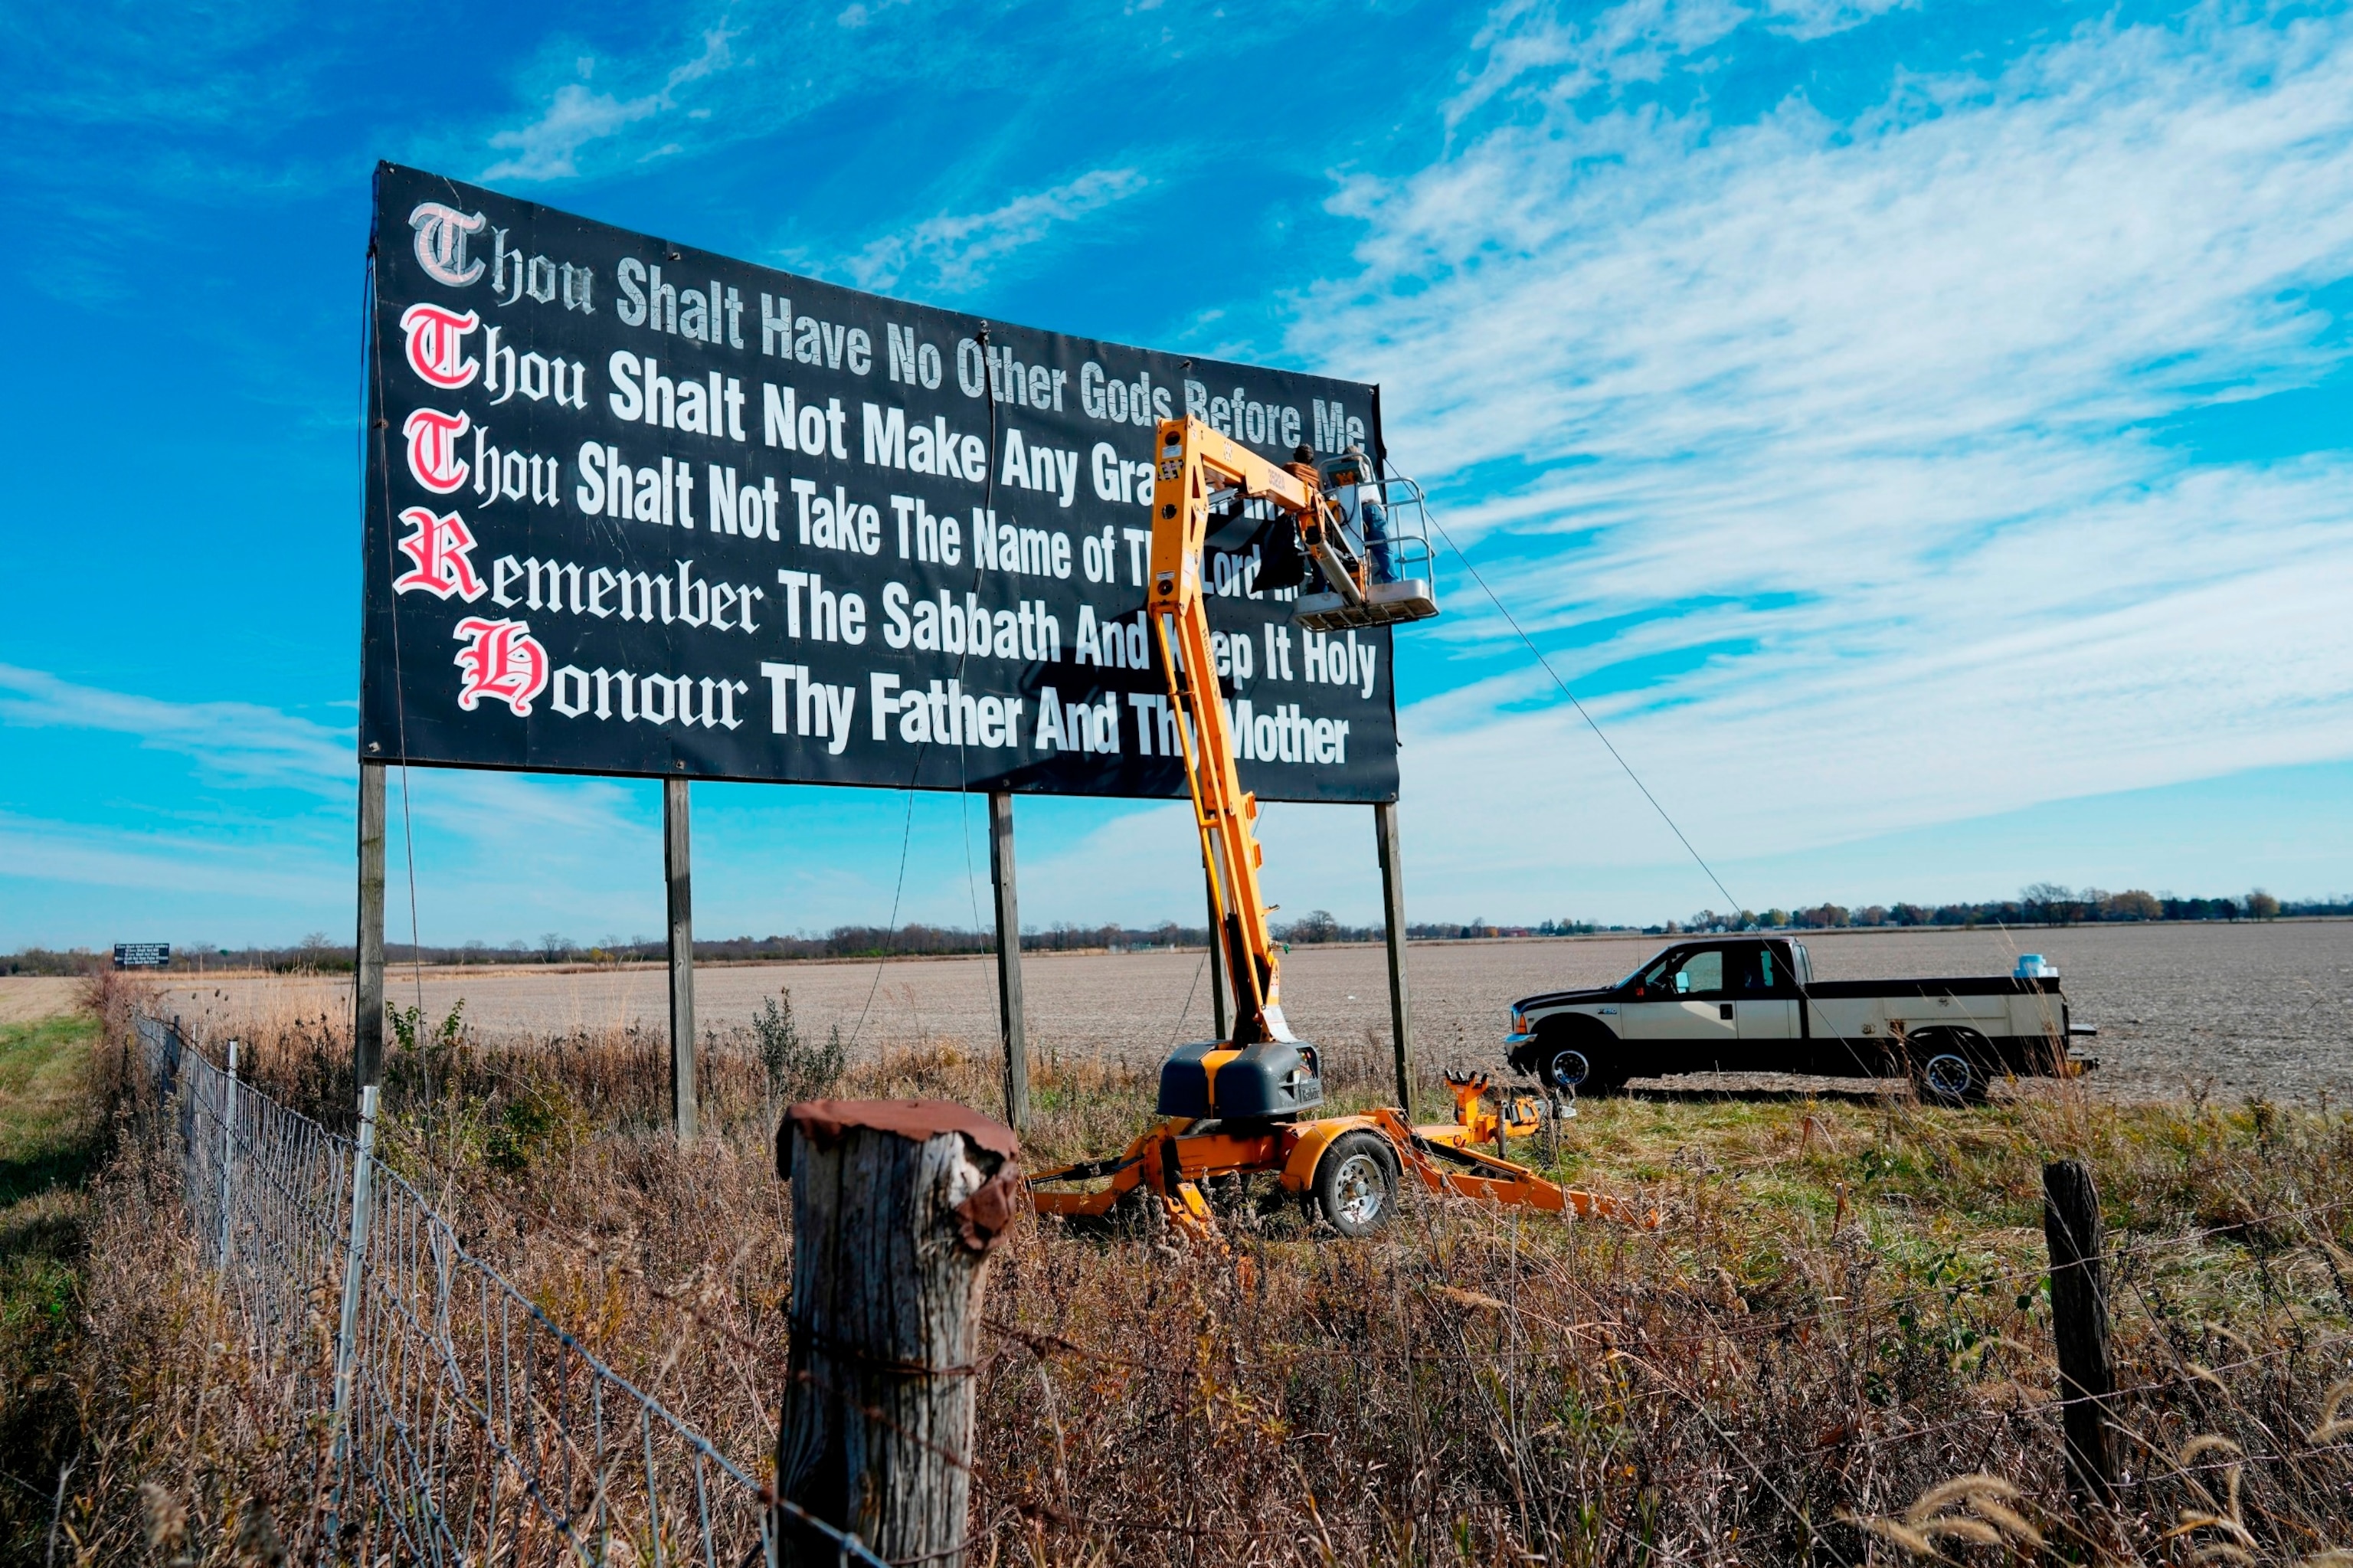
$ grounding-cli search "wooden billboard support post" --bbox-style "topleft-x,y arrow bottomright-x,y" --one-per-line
987,791 -> 1029,1134
664,777 -> 698,1141
355,761 -> 386,1089
1374,800 -> 1413,1116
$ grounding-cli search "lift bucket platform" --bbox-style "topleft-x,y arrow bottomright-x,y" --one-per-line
1296,578 -> 1438,632
1292,463 -> 1440,633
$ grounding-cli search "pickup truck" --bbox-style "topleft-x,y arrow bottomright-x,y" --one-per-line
1501,935 -> 2094,1104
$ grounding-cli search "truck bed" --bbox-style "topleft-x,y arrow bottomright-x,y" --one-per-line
1802,975 -> 2061,998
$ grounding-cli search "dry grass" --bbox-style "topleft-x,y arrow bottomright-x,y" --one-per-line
23,987 -> 2353,1565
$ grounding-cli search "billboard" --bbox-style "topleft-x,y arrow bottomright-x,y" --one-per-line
362,164 -> 1398,803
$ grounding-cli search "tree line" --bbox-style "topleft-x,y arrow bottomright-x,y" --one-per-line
1668,885 -> 2343,935
6,889 -> 2342,975
4,912 -> 1559,974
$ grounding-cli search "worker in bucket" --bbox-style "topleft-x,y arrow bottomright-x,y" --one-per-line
1302,442 -> 1396,585
1340,444 -> 1395,583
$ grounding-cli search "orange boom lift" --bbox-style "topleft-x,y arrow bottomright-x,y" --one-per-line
1027,418 -> 1649,1239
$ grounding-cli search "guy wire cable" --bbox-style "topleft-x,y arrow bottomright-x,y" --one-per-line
1418,467 -> 2136,1108
1419,494 -> 1745,916
1168,943 -> 1210,1050
1419,484 -> 2049,1085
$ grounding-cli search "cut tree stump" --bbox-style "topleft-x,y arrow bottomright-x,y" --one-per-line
775,1099 -> 1022,1567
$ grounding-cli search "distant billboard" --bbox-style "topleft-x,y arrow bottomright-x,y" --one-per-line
361,164 -> 1397,803
113,944 -> 171,969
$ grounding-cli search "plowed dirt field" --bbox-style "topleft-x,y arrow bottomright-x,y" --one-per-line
126,920 -> 2352,1101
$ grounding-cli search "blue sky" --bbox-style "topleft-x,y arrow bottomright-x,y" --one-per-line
4,0 -> 2351,949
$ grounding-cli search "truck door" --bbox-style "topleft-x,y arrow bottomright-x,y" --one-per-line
1733,944 -> 1799,1046
1622,945 -> 1738,1066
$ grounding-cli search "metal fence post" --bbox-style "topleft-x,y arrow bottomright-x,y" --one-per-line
334,1082 -> 383,1516
330,1084 -> 381,1505
219,1039 -> 240,1270
127,1007 -> 888,1567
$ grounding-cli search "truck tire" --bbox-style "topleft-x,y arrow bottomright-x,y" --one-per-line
1539,1027 -> 1628,1098
1910,1030 -> 1991,1106
1314,1130 -> 1402,1237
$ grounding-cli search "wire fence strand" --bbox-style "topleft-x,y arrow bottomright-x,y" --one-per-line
133,1012 -> 886,1568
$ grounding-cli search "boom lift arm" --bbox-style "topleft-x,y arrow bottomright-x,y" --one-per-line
1145,417 -> 1321,1049
1025,417 -> 1652,1239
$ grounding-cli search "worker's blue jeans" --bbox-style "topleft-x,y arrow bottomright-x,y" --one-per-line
1363,503 -> 1395,582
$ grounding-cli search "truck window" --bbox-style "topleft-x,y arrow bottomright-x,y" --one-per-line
1728,946 -> 1773,992
1673,949 -> 1724,996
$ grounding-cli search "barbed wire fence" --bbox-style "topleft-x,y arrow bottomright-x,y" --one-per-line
133,1013 -> 886,1568
123,1006 -> 2350,1565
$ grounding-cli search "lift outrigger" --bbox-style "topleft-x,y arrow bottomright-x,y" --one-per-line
1028,419 -> 1650,1239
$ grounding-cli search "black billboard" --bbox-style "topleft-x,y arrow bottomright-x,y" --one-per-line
362,164 -> 1397,803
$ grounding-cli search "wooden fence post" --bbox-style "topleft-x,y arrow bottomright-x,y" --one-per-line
775,1101 -> 1023,1567
2043,1157 -> 2116,1510
987,791 -> 1028,1134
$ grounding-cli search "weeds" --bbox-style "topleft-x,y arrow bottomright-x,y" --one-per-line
751,989 -> 844,1105
0,971 -> 138,1561
30,993 -> 2353,1564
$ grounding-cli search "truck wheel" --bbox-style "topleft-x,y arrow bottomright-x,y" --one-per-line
1314,1131 -> 1400,1237
1544,1038 -> 1627,1098
1546,1046 -> 1594,1092
1912,1034 -> 1990,1105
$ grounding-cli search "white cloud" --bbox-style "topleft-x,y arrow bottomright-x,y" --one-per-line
843,168 -> 1151,295
1757,0 -> 1914,44
1448,0 -> 1913,126
0,661 -> 666,944
0,663 -> 351,796
388,765 -> 651,849
1284,2 -> 2353,902
0,809 -> 349,907
0,663 -> 647,850
482,26 -> 735,182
